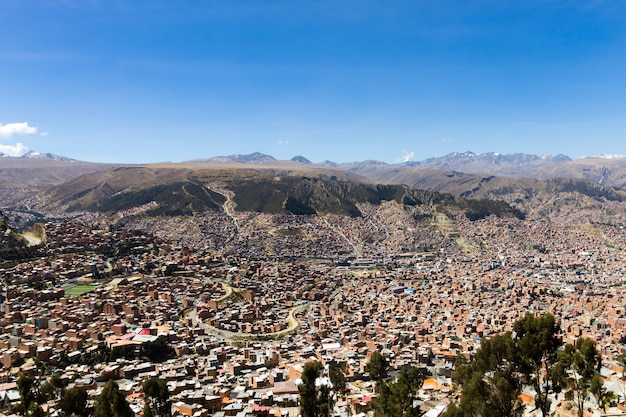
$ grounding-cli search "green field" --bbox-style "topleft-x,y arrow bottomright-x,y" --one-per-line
65,285 -> 97,296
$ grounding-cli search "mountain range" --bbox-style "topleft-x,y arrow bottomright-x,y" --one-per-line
176,150 -> 626,189
4,149 -> 626,189
4,148 -> 626,182
2,150 -> 626,227
1,150 -> 76,161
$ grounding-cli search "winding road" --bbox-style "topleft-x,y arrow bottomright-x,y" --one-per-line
185,298 -> 309,342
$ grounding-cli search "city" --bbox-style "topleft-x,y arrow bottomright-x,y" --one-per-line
4,1 -> 626,415
1,190 -> 626,416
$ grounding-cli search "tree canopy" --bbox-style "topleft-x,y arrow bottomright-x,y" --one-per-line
367,351 -> 388,384
513,312 -> 561,417
445,333 -> 524,417
329,362 -> 347,399
143,377 -> 172,417
372,366 -> 425,417
553,337 -> 601,417
299,361 -> 325,417
59,386 -> 91,417
445,313 -> 562,417
93,380 -> 134,417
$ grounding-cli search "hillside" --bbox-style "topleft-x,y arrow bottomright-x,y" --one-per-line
522,157 -> 626,189
4,152 -> 626,230
0,158 -> 117,187
40,165 -> 524,222
337,153 -> 626,195
5,150 -> 626,191
0,210 -> 31,262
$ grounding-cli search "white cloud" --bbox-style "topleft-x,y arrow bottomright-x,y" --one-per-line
0,142 -> 28,157
277,139 -> 290,146
397,149 -> 415,163
0,122 -> 38,138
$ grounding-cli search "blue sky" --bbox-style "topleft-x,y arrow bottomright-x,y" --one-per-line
1,1 -> 626,163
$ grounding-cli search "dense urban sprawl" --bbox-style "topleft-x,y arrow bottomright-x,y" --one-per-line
1,201 -> 626,416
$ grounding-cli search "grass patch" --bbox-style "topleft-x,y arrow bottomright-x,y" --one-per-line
65,285 -> 97,296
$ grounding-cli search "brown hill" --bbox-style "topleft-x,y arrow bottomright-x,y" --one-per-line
39,163 -> 523,221
0,158 -> 117,187
521,157 -> 626,189
0,210 -> 31,262
6,155 -> 626,227
45,162 -> 370,211
335,153 -> 626,191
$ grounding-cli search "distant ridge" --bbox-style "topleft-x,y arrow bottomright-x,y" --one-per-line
291,155 -> 312,164
149,150 -> 626,190
188,152 -> 277,164
6,149 -> 626,227
185,151 -> 573,176
8,149 -> 626,190
401,151 -> 571,173
0,149 -> 76,161
590,154 -> 626,160
20,150 -> 77,162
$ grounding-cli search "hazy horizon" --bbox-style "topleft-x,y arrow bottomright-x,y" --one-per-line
7,148 -> 626,167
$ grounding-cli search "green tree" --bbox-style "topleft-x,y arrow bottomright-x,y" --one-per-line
445,333 -> 524,417
26,402 -> 45,417
554,337 -> 601,417
59,386 -> 91,417
93,380 -> 134,417
143,377 -> 171,417
163,263 -> 177,276
57,351 -> 71,369
329,362 -> 347,399
140,336 -> 170,362
39,374 -> 65,402
447,370 -> 490,417
590,374 -> 617,412
299,361 -> 323,417
80,344 -> 110,366
17,373 -> 37,413
513,312 -> 561,417
317,383 -> 332,417
372,366 -> 425,417
367,351 -> 388,386
110,344 -> 138,361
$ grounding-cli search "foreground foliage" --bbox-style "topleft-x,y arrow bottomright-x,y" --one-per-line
445,313 -> 561,417
444,313 -> 611,417
372,366 -> 425,417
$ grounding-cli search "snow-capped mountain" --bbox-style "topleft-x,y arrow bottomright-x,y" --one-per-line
20,150 -> 76,161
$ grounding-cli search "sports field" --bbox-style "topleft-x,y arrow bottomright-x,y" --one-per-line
65,285 -> 97,296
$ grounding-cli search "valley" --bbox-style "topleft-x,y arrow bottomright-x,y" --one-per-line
1,152 -> 626,416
